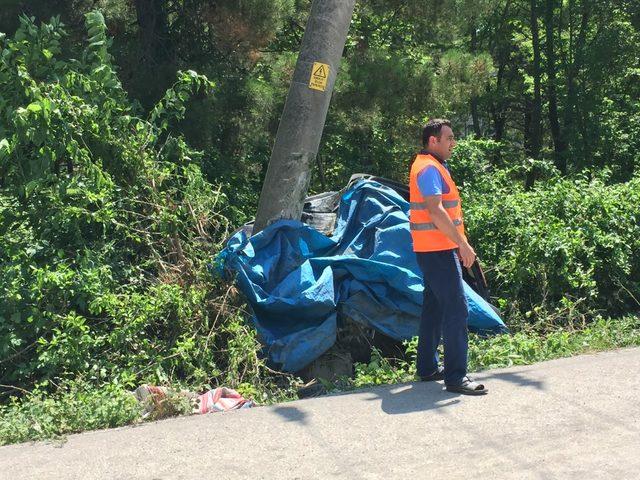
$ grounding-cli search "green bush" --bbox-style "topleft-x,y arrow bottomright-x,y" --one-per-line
469,174 -> 639,323
0,13 -> 286,398
448,140 -> 640,326
350,316 -> 640,389
0,379 -> 141,445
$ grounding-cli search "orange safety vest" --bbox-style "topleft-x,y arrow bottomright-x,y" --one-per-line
409,153 -> 466,252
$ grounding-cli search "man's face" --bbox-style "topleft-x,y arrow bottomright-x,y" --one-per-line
429,125 -> 456,160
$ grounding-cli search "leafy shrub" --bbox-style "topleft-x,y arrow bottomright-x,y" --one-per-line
448,140 -> 640,326
467,174 -> 639,323
350,316 -> 640,389
352,348 -> 409,387
466,316 -> 640,369
0,379 -> 141,445
0,13 -> 286,399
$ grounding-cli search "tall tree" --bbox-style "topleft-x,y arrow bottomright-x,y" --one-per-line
563,0 -> 591,168
470,26 -> 483,138
544,0 -> 567,173
522,0 -> 544,189
525,0 -> 543,164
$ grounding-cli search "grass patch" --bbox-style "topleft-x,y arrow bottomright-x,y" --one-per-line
0,374 -> 299,447
0,380 -> 142,446
2,315 -> 638,446
351,315 -> 640,388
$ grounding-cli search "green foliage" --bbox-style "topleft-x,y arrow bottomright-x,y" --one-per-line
0,13 -> 286,403
2,0 -> 639,189
0,2 -> 639,445
351,316 -> 640,389
0,379 -> 141,446
467,316 -> 640,370
461,161 -> 640,323
431,50 -> 495,118
598,91 -> 640,181
352,348 -> 409,387
150,69 -> 214,132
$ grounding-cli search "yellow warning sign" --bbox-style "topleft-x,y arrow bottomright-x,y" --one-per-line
309,62 -> 330,92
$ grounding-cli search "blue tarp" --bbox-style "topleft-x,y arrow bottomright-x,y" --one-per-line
216,179 -> 507,372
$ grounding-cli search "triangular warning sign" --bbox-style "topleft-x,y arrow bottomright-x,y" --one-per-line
309,62 -> 330,91
313,65 -> 327,78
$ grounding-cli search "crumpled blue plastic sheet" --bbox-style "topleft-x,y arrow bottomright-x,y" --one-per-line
216,180 -> 507,372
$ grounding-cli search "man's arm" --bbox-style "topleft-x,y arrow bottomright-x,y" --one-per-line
423,195 -> 476,268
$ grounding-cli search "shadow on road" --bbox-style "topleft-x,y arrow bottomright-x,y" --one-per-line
268,368 -> 546,423
364,382 -> 461,415
271,405 -> 310,425
480,369 -> 546,391
364,367 -> 546,416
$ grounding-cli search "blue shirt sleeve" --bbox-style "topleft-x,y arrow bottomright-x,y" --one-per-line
417,165 -> 445,197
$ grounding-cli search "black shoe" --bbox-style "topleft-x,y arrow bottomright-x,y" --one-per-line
445,376 -> 488,395
418,366 -> 445,382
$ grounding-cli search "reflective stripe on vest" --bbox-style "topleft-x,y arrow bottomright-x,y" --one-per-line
410,199 -> 459,210
410,218 -> 462,231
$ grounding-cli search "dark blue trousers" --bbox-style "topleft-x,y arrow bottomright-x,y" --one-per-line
415,249 -> 469,386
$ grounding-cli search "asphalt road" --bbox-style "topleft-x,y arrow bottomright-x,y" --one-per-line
2,348 -> 639,480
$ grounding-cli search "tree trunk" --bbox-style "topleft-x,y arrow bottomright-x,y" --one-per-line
132,0 -> 175,105
254,0 -> 357,233
572,0 -> 591,168
134,0 -> 172,64
525,0 -> 543,189
470,27 -> 482,138
491,63 -> 506,142
528,0 -> 543,155
471,98 -> 482,138
315,153 -> 327,191
563,0 -> 577,166
544,0 -> 567,174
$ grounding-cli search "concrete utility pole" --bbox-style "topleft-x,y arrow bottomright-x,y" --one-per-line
253,0 -> 356,234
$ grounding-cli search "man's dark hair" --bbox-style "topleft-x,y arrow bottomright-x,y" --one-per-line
422,119 -> 452,147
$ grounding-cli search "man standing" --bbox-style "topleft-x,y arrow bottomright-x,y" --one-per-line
409,119 -> 488,395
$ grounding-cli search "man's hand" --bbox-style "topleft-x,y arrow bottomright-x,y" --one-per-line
458,241 -> 476,269
423,196 -> 476,266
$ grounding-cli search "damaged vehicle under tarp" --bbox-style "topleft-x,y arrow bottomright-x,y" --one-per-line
215,175 -> 506,374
